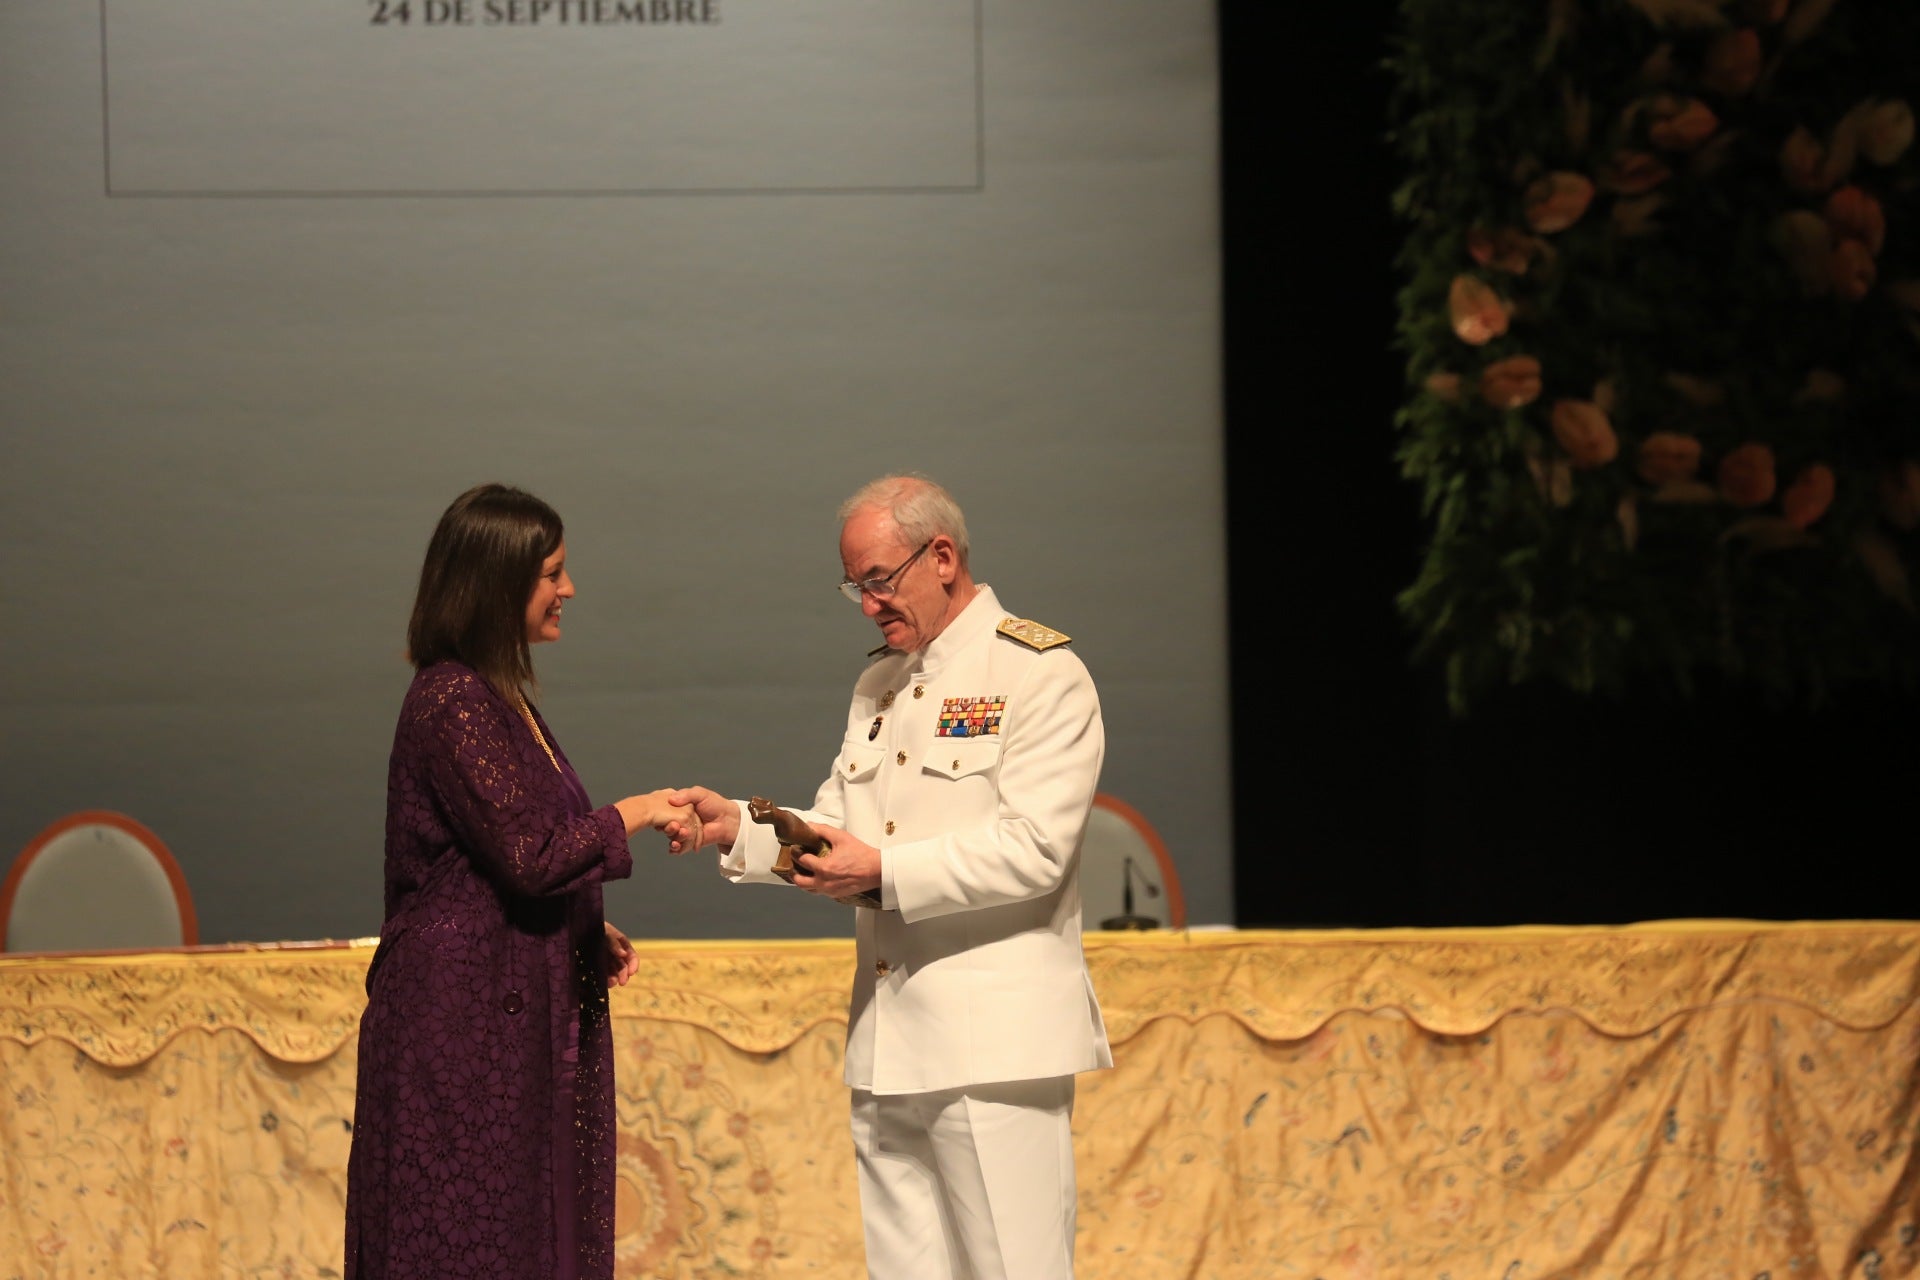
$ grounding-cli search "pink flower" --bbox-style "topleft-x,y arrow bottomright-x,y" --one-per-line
1425,370 -> 1463,402
1859,99 -> 1915,165
1824,186 -> 1886,255
1636,433 -> 1703,486
1702,29 -> 1762,97
1334,1243 -> 1379,1280
1782,464 -> 1836,529
1638,44 -> 1676,83
1479,355 -> 1543,409
1534,1045 -> 1574,1084
1522,172 -> 1595,234
1448,275 -> 1510,345
1779,127 -> 1831,195
1612,194 -> 1667,237
1829,239 -> 1877,301
1688,130 -> 1740,180
1664,373 -> 1726,407
1648,97 -> 1720,151
1550,400 -> 1618,469
1467,226 -> 1540,274
1793,369 -> 1847,403
1718,444 -> 1777,507
1301,1025 -> 1341,1062
1600,150 -> 1672,195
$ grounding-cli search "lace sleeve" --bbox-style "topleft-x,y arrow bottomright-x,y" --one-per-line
407,667 -> 632,898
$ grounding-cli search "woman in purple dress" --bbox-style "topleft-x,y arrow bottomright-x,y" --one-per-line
345,483 -> 689,1280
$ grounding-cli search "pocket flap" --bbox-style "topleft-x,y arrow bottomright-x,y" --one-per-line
923,737 -> 1003,779
837,741 -> 885,781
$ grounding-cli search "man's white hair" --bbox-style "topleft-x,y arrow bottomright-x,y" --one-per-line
838,473 -> 971,568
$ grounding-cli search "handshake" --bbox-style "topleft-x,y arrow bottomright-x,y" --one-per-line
624,786 -> 884,906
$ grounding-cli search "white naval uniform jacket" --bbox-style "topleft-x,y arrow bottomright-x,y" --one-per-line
722,585 -> 1114,1095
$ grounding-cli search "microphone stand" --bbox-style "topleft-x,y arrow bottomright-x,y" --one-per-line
1100,855 -> 1161,931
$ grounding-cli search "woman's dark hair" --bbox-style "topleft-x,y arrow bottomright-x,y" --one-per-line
406,483 -> 564,695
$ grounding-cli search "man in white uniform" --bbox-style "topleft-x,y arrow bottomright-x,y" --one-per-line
668,473 -> 1111,1280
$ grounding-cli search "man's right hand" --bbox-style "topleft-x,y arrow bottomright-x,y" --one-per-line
665,785 -> 740,854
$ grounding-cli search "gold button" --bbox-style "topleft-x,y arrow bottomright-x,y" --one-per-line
951,758 -> 960,769
913,685 -> 925,698
880,690 -> 895,708
885,820 -> 896,835
848,761 -> 857,773
896,751 -> 907,766
875,960 -> 890,976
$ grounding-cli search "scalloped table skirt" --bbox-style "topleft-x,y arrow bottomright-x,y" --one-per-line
3,921 -> 1917,1278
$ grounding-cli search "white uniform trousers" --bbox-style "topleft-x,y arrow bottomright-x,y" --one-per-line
851,1077 -> 1078,1280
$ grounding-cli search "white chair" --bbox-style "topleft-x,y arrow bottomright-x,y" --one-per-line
1078,793 -> 1185,930
1,811 -> 198,952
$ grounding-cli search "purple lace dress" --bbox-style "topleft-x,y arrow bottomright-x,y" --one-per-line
344,662 -> 633,1280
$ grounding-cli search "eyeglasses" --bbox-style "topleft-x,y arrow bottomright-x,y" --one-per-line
837,541 -> 931,604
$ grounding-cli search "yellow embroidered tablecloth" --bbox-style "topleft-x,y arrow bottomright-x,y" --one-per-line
2,921 -> 1916,1278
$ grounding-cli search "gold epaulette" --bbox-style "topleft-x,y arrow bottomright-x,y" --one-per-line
996,616 -> 1072,651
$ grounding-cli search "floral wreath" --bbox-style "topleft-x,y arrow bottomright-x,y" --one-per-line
1392,0 -> 1919,708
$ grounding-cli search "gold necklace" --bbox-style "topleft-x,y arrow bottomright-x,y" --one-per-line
514,692 -> 562,774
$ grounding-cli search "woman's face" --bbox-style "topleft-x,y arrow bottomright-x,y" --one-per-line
524,542 -> 573,645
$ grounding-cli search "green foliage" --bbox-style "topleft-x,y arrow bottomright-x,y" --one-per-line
1389,0 -> 1920,712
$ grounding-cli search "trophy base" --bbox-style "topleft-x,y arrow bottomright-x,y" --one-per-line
1099,913 -> 1161,931
772,853 -> 883,908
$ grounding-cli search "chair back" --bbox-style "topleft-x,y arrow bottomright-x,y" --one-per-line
1,811 -> 198,952
1078,793 -> 1185,930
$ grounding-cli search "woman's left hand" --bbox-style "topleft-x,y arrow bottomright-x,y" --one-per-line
605,920 -> 639,987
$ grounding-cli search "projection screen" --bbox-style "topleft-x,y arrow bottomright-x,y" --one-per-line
0,0 -> 1227,943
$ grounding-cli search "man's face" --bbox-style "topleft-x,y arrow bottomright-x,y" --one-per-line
839,506 -> 949,652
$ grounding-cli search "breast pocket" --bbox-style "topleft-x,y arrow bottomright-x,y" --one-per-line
837,740 -> 885,783
923,737 -> 1003,781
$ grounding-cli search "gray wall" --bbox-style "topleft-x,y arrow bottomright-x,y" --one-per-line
0,0 -> 1229,943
